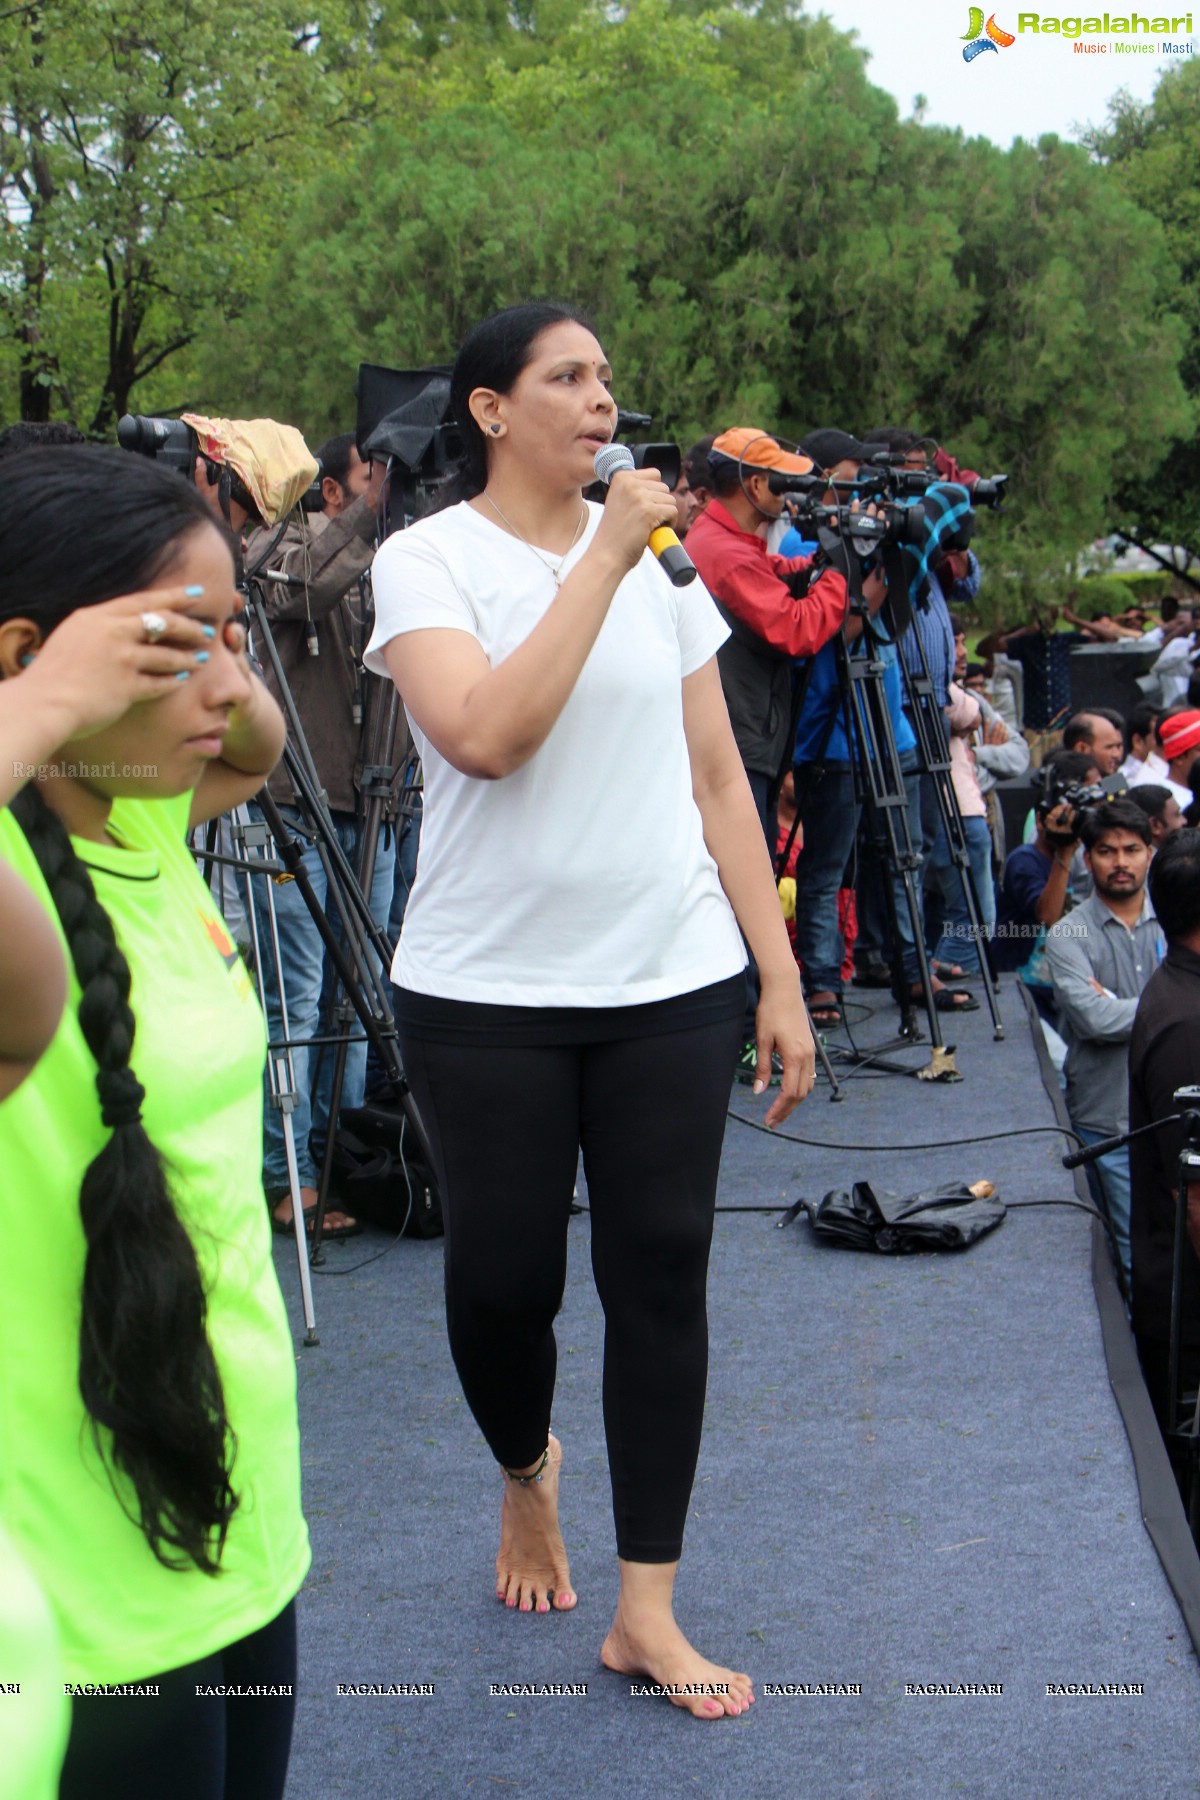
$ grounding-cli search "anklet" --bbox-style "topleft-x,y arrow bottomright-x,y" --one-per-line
503,1446 -> 549,1486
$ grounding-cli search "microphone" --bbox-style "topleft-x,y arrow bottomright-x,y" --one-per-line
593,443 -> 697,587
1062,1130 -> 1128,1170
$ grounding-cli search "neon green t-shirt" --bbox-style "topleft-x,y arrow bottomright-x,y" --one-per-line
0,791 -> 310,1683
0,1520 -> 69,1800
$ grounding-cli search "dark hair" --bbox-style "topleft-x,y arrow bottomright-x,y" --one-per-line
0,446 -> 218,629
1039,748 -> 1098,784
861,426 -> 922,453
437,302 -> 595,510
706,452 -> 746,499
681,435 -> 716,492
1126,700 -> 1160,752
315,430 -> 357,493
1126,784 -> 1174,823
0,419 -> 88,461
1079,798 -> 1152,851
1148,827 -> 1200,940
1188,667 -> 1200,710
0,446 -> 237,1572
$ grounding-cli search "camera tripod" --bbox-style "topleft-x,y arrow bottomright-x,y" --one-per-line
780,526 -> 1006,1078
196,516 -> 435,1341
785,601 -> 963,1081
888,579 -> 1003,1042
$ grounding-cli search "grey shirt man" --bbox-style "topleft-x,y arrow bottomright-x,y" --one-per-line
1044,891 -> 1164,1135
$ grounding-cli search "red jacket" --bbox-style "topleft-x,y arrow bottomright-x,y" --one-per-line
686,499 -> 848,658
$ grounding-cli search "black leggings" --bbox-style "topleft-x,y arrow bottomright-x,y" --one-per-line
402,1014 -> 742,1562
60,1600 -> 296,1800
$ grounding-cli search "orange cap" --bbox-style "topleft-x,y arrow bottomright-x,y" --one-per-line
710,428 -> 813,476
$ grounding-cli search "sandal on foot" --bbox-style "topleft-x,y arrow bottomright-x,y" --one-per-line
930,987 -> 979,1013
269,1198 -> 363,1241
806,991 -> 845,1027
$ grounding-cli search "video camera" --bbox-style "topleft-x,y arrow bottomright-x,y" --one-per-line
857,449 -> 1009,513
765,468 -> 977,560
613,409 -> 681,491
117,413 -> 325,514
1034,766 -> 1129,818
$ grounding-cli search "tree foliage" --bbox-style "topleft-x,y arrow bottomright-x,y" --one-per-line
0,0 -> 366,431
1,0 -> 1192,619
1084,59 -> 1200,556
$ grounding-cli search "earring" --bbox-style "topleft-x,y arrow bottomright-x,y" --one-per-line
490,424 -> 501,435
19,652 -> 36,667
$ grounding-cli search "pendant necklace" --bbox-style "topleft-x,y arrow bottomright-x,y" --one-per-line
483,492 -> 588,587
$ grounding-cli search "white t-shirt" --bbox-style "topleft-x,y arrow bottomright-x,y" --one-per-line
364,500 -> 748,1006
1121,750 -> 1168,788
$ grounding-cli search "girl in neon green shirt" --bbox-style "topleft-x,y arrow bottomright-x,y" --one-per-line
0,446 -> 309,1799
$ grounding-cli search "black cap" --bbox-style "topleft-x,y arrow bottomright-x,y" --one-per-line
797,428 -> 875,473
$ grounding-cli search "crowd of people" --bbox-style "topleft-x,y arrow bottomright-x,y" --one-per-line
2,302 -> 1200,1796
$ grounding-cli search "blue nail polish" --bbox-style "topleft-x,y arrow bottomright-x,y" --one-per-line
185,585 -> 205,597
176,670 -> 191,681
194,651 -> 209,664
201,624 -> 216,639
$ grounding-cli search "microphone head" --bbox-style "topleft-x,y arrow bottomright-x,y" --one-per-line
593,442 -> 635,484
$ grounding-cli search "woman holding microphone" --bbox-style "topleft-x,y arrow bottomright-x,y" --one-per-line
366,303 -> 813,1719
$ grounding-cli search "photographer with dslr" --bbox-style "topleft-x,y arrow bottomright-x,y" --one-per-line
1044,799 -> 1162,1288
244,431 -> 391,1238
993,749 -> 1100,984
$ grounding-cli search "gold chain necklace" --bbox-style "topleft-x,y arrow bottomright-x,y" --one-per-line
482,492 -> 588,587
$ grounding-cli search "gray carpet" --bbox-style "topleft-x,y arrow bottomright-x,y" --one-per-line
278,983 -> 1200,1800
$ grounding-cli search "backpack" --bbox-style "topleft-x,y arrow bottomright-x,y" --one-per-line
333,1103 -> 443,1238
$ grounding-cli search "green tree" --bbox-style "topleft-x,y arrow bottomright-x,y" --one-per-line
0,0 -> 366,432
1084,60 -> 1200,556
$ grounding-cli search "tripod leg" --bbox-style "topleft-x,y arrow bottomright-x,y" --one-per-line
234,815 -> 320,1341
275,1060 -> 320,1344
801,991 -> 843,1099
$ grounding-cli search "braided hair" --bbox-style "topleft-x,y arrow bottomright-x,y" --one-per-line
1,447 -> 237,1571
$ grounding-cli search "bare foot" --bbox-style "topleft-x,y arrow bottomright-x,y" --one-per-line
601,1603 -> 754,1719
495,1434 -> 576,1614
272,1183 -> 358,1237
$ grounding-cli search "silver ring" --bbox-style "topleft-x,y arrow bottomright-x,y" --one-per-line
140,611 -> 168,643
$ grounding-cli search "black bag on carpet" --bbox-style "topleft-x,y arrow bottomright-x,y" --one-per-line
803,1181 -> 1005,1254
333,1104 -> 443,1238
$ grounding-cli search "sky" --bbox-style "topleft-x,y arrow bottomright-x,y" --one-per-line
810,1 -> 1187,145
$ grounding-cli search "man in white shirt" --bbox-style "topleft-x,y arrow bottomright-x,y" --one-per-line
1119,701 -> 1167,788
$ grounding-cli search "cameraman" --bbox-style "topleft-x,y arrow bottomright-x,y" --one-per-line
993,749 -> 1099,980
1043,799 -> 1162,1288
244,432 -> 393,1237
684,427 -> 856,838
